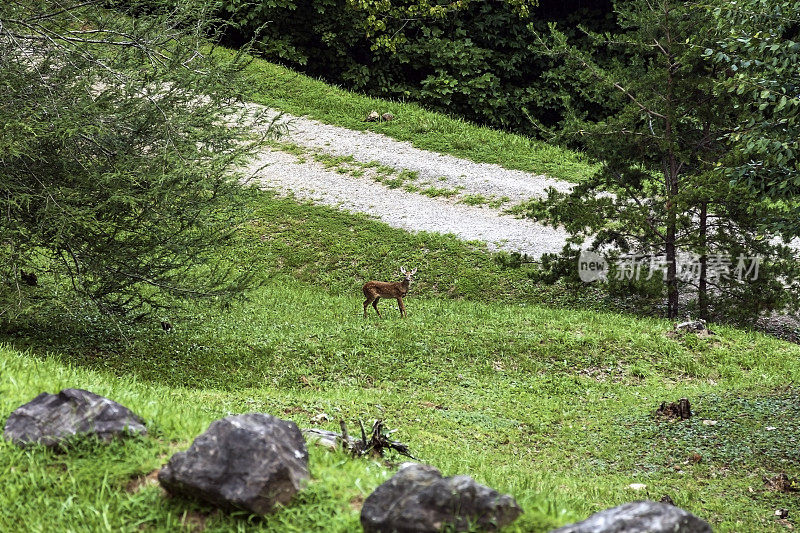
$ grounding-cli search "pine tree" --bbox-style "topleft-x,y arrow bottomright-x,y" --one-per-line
527,0 -> 799,321
0,0 -> 274,319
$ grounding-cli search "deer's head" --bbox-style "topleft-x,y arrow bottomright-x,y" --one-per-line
400,266 -> 417,284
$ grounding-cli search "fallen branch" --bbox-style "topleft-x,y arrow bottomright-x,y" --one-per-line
303,419 -> 417,460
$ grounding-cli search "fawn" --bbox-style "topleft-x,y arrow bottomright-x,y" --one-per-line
362,267 -> 417,318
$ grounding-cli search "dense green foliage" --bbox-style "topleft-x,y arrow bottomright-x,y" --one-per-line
0,0 -> 270,319
212,0 -> 617,135
710,0 -> 800,232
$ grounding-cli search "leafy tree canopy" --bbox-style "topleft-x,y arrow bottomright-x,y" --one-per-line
708,0 -> 800,234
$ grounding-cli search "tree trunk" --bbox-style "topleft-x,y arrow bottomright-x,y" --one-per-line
664,123 -> 679,318
665,192 -> 678,319
698,202 -> 708,319
663,0 -> 679,320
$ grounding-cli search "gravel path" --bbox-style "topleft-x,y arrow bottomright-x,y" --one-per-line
244,149 -> 569,257
242,106 -> 573,257
247,105 -> 573,203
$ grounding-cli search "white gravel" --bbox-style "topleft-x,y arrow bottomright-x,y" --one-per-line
244,149 -> 569,257
251,106 -> 573,203
242,106 -> 573,258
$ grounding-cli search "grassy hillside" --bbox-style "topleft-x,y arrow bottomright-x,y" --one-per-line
2,188 -> 800,532
220,48 -> 598,183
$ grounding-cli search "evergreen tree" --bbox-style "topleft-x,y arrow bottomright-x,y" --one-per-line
527,0 -> 799,321
0,0 -> 274,319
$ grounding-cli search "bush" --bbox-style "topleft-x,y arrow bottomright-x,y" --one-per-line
214,0 -> 619,135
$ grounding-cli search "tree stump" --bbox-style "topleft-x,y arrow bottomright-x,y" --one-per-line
655,398 -> 692,420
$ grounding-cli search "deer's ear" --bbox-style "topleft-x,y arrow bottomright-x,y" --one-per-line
400,267 -> 406,274
411,268 -> 418,275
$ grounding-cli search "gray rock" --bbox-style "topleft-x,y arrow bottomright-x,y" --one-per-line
550,501 -> 712,533
3,388 -> 146,448
361,463 -> 522,532
158,413 -> 309,514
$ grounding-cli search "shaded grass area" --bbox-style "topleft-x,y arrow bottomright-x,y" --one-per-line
2,190 -> 800,531
0,188 -> 604,388
7,274 -> 789,392
222,48 -> 597,183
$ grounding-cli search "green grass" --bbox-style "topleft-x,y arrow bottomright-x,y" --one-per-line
272,141 -> 425,190
460,194 -> 490,206
221,49 -> 597,183
0,347 -> 392,532
459,193 -> 510,208
3,188 -> 800,531
420,186 -> 460,198
3,290 -> 800,531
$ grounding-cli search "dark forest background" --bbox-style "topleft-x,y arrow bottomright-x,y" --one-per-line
216,0 -> 618,136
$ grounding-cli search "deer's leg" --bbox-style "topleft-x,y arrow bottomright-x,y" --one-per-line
372,297 -> 382,317
363,297 -> 372,318
397,297 -> 406,318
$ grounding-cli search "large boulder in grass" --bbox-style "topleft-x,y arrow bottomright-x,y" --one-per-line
3,388 -> 146,448
158,413 -> 309,515
549,501 -> 712,533
361,463 -> 522,533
